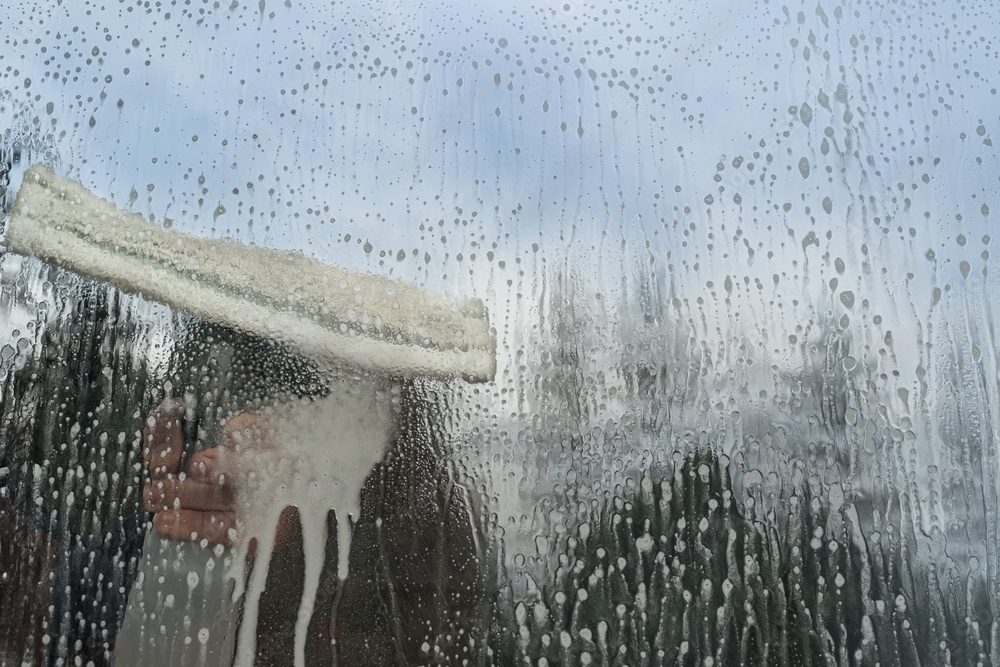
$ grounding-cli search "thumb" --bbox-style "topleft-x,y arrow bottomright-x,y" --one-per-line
144,398 -> 187,478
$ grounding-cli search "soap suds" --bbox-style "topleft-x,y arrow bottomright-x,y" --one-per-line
227,379 -> 398,667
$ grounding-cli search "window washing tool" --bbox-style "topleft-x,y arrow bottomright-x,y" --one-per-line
5,164 -> 496,666
8,165 -> 495,381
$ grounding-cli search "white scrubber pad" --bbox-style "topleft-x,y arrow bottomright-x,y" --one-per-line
7,165 -> 496,381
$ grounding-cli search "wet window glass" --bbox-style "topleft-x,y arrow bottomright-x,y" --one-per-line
1,1 -> 997,665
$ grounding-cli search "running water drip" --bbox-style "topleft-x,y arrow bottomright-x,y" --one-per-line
227,379 -> 399,667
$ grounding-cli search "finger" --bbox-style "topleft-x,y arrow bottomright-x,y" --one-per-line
223,412 -> 278,451
187,448 -> 224,482
153,509 -> 239,547
187,447 -> 247,485
143,477 -> 236,512
143,399 -> 186,478
188,445 -> 290,489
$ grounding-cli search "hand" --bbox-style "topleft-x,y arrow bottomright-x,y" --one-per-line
142,400 -> 286,548
140,398 -> 340,663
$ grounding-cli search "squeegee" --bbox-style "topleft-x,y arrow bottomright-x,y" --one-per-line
8,165 -> 495,381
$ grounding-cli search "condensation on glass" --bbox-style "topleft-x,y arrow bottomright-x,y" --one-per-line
0,0 -> 997,665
